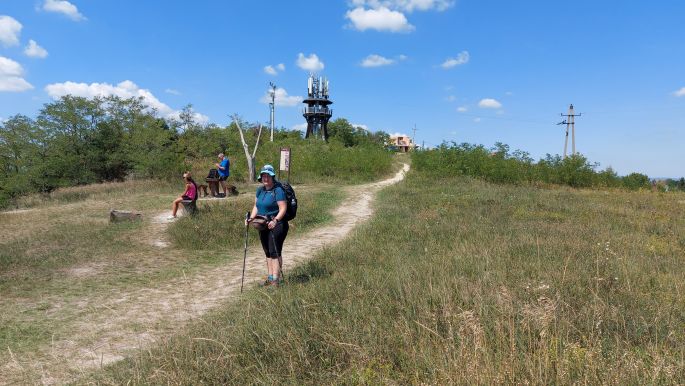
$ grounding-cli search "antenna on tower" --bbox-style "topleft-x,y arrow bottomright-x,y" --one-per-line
557,104 -> 582,158
269,82 -> 276,142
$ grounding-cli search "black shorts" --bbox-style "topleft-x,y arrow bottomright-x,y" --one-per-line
181,195 -> 192,200
219,176 -> 228,181
259,221 -> 289,258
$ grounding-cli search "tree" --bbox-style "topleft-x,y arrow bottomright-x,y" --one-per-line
233,116 -> 263,183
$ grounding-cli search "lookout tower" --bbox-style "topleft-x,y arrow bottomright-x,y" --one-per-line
303,74 -> 333,141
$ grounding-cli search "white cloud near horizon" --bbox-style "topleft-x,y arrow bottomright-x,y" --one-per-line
259,87 -> 302,107
24,39 -> 48,58
441,51 -> 469,69
673,87 -> 685,97
42,0 -> 86,21
346,7 -> 414,32
361,54 -> 395,67
350,0 -> 454,13
0,16 -> 22,47
44,80 -> 209,123
296,53 -> 324,72
478,98 -> 502,109
0,56 -> 33,92
292,122 -> 308,132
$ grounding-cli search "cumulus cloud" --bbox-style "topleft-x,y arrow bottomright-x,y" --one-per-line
44,80 -> 208,123
0,56 -> 33,92
296,53 -> 324,72
259,87 -> 302,107
673,87 -> 685,97
346,7 -> 414,32
42,0 -> 86,21
0,16 -> 22,47
478,98 -> 502,109
24,39 -> 48,58
264,63 -> 285,76
352,123 -> 369,131
441,51 -> 469,69
457,106 -> 467,112
361,54 -> 396,67
350,0 -> 454,13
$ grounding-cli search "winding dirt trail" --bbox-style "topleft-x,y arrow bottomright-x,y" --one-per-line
2,164 -> 409,385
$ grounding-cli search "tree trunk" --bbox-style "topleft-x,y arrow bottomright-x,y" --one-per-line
234,118 -> 262,183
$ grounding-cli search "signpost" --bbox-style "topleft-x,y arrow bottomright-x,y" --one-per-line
279,147 -> 291,182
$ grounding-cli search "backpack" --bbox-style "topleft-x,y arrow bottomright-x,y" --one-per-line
259,181 -> 298,222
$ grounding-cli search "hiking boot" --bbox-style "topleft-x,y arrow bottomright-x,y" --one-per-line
260,278 -> 272,287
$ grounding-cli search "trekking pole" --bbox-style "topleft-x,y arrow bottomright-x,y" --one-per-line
240,211 -> 250,293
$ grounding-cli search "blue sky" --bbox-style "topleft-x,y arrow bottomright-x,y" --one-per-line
1,0 -> 684,177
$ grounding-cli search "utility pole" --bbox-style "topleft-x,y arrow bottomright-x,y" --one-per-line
269,82 -> 276,142
557,104 -> 582,158
412,124 -> 418,151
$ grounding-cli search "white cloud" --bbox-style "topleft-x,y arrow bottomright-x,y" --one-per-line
42,0 -> 86,21
0,56 -> 33,92
296,53 -> 324,72
24,39 -> 48,58
265,63 -> 286,75
505,91 -> 513,96
350,0 -> 454,13
0,16 -> 22,47
44,80 -> 208,123
444,95 -> 456,102
478,98 -> 502,109
259,87 -> 302,107
361,54 -> 395,67
165,88 -> 181,95
457,106 -> 467,112
473,117 -> 481,123
441,51 -> 469,69
346,7 -> 414,32
351,123 -> 369,131
673,87 -> 685,97
292,122 -> 308,132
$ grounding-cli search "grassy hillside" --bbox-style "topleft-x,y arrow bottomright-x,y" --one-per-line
94,169 -> 684,384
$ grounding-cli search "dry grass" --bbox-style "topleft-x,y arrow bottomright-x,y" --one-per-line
91,171 -> 685,385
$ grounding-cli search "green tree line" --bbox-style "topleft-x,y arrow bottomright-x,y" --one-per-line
0,96 -> 391,208
413,142 -> 681,191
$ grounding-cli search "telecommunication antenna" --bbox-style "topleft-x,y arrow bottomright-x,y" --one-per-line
269,82 -> 276,142
557,104 -> 582,157
302,73 -> 333,141
412,124 -> 418,151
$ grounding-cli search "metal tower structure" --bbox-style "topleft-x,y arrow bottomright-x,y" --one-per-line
557,104 -> 582,157
269,82 -> 276,142
303,74 -> 333,141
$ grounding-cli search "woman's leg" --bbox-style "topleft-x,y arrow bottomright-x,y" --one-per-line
172,197 -> 183,217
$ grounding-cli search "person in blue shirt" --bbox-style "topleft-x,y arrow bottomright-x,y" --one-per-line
247,164 -> 288,286
215,153 -> 230,197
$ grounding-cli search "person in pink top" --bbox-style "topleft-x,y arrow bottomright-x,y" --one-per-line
171,172 -> 197,218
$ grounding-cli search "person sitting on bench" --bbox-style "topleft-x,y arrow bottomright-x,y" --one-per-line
170,172 -> 197,219
215,152 -> 230,197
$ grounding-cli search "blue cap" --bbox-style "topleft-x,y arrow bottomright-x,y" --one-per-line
257,164 -> 276,182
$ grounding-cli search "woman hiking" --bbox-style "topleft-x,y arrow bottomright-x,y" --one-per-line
246,164 -> 288,286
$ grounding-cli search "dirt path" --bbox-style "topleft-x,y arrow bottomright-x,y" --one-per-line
1,164 -> 409,385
